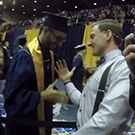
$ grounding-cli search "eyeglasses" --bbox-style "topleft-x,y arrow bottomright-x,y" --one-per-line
49,28 -> 66,44
112,33 -> 124,42
102,31 -> 124,43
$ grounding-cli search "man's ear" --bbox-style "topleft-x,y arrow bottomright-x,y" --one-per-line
106,29 -> 113,41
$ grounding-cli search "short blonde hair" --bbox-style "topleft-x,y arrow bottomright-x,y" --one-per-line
93,19 -> 122,45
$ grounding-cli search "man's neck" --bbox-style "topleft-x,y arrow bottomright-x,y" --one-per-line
101,43 -> 119,57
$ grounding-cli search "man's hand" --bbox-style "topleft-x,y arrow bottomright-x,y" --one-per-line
123,33 -> 135,79
55,60 -> 76,82
41,80 -> 68,104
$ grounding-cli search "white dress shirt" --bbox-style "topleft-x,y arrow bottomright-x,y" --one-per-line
65,49 -> 133,135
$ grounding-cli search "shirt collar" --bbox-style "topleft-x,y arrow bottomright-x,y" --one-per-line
104,49 -> 122,62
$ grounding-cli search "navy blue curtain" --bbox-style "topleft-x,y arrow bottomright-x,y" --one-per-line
122,22 -> 132,38
120,22 -> 132,51
55,25 -> 85,69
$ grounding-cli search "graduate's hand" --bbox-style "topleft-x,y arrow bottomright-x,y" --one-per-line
55,60 -> 76,82
123,33 -> 135,79
41,80 -> 68,104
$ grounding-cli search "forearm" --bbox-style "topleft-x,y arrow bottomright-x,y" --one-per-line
65,82 -> 81,106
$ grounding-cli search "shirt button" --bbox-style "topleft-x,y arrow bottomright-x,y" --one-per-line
79,109 -> 81,112
83,94 -> 85,97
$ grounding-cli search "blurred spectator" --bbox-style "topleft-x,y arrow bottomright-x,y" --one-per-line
1,41 -> 11,79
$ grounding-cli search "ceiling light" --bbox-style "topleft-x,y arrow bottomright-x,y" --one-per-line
34,0 -> 37,3
22,5 -> 24,7
33,15 -> 35,17
0,1 -> 3,5
75,6 -> 77,8
33,9 -> 36,11
122,0 -> 125,1
12,9 -> 15,11
23,12 -> 25,14
47,5 -> 50,8
94,3 -> 97,5
64,1 -> 66,3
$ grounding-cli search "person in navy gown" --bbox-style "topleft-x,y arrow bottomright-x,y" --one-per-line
12,35 -> 27,56
3,12 -> 68,135
72,49 -> 92,92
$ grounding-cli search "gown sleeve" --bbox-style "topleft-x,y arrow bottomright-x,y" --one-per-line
3,50 -> 40,117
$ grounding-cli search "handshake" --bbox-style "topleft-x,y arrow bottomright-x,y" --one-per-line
124,33 -> 135,79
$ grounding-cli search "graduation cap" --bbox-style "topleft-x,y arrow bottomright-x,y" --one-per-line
74,44 -> 86,50
42,11 -> 69,33
16,35 -> 27,46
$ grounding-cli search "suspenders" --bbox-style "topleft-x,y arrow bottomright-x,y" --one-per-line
92,63 -> 114,116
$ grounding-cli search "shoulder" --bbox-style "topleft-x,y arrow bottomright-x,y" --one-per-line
110,55 -> 130,80
9,47 -> 34,76
12,46 -> 31,63
74,55 -> 82,60
73,55 -> 82,63
112,55 -> 129,72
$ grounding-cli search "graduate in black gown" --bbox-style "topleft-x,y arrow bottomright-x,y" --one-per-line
12,35 -> 27,56
3,12 -> 68,135
72,48 -> 92,92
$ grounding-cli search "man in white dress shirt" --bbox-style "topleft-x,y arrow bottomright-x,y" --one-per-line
55,19 -> 133,135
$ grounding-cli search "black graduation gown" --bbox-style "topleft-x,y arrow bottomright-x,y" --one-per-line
4,43 -> 56,135
12,45 -> 22,56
